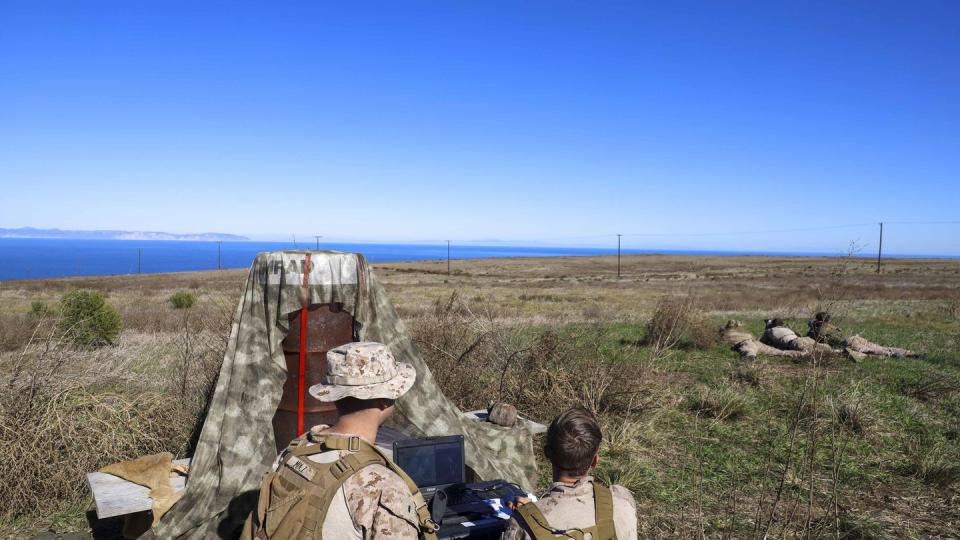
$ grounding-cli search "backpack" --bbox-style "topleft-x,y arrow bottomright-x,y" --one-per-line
241,433 -> 438,540
514,482 -> 617,540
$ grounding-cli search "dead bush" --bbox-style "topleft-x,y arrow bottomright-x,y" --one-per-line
687,317 -> 721,349
0,388 -> 192,521
645,296 -> 717,354
164,310 -> 227,421
412,292 -> 656,424
0,312 -> 40,352
646,296 -> 695,354
410,291 -> 502,407
0,309 -> 226,524
505,328 -> 654,419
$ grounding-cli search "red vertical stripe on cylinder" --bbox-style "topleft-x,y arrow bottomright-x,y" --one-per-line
298,254 -> 311,435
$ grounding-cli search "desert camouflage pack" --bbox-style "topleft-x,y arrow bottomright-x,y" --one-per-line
145,251 -> 537,539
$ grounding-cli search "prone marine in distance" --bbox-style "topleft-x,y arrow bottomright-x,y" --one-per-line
807,311 -> 922,359
760,318 -> 834,355
721,314 -> 923,360
242,341 -> 437,540
721,320 -> 806,360
502,407 -> 638,540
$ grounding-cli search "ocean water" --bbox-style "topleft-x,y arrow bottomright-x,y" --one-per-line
0,238 -> 630,280
0,238 -> 949,281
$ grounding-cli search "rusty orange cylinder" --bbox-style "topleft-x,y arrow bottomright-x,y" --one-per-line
272,302 -> 354,452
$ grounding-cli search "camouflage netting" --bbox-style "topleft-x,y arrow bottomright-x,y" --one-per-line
147,251 -> 537,539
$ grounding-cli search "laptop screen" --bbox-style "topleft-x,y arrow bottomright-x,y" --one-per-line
393,435 -> 465,490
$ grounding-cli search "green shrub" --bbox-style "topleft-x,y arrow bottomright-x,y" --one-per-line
29,301 -> 53,317
169,291 -> 196,310
58,290 -> 122,347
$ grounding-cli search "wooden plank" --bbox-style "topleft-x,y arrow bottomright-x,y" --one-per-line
87,458 -> 190,519
88,420 -> 536,520
86,431 -> 403,521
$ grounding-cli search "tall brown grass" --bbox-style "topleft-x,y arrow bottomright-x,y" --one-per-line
0,306 -> 228,527
412,292 -> 659,423
644,296 -> 719,356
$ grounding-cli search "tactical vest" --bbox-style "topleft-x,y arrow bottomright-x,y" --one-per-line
514,482 -> 617,540
241,433 -> 438,540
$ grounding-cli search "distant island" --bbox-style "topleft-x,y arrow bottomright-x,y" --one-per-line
0,227 -> 248,242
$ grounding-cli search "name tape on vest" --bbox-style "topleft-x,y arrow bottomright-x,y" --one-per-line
286,456 -> 317,481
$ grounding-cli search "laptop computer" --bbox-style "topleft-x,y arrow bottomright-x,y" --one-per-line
394,435 -> 530,539
392,435 -> 466,501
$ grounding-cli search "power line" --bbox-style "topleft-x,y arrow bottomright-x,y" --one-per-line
620,223 -> 877,238
616,234 -> 622,278
882,220 -> 960,225
279,220 -> 960,247
877,222 -> 883,274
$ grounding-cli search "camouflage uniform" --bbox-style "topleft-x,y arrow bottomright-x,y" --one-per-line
722,320 -> 805,359
807,319 -> 844,348
280,426 -> 419,540
808,314 -> 921,358
842,335 -> 921,358
502,476 -> 638,540
761,322 -> 833,355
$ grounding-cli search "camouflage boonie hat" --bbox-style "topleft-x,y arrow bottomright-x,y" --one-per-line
308,342 -> 416,402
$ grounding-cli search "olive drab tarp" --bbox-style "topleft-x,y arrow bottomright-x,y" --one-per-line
146,251 -> 538,539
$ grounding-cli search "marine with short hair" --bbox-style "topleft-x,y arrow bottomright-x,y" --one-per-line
807,311 -> 844,348
242,341 -> 436,540
807,311 -> 922,358
502,407 -> 638,540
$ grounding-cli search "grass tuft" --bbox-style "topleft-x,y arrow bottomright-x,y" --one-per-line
169,291 -> 196,309
686,384 -> 747,421
902,437 -> 960,488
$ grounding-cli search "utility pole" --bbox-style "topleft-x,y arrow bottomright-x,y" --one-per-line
617,234 -> 622,278
314,235 -> 322,250
447,240 -> 451,275
217,241 -> 222,270
137,249 -> 141,274
876,222 -> 883,274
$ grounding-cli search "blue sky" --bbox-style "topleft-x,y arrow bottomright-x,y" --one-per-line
1,1 -> 957,255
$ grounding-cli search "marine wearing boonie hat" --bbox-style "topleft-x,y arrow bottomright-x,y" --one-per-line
309,341 -> 416,402
243,341 -> 429,540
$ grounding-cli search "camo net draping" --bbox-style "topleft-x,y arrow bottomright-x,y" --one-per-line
147,251 -> 537,539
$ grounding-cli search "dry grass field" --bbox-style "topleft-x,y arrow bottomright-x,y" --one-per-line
1,254 -> 958,538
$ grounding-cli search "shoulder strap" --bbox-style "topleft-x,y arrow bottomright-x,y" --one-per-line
592,482 -> 617,540
516,503 -> 566,540
513,481 -> 618,540
309,435 -> 438,540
